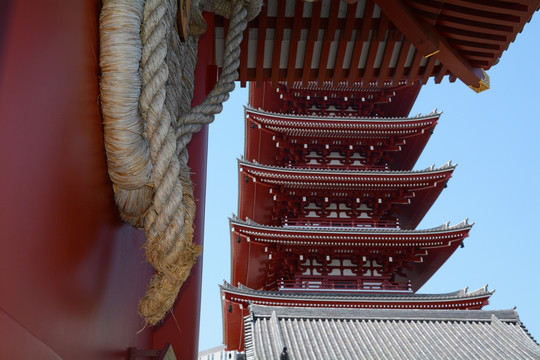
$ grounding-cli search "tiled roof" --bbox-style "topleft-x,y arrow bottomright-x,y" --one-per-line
246,105 -> 441,123
231,215 -> 473,236
244,305 -> 540,360
221,282 -> 493,303
239,157 -> 456,175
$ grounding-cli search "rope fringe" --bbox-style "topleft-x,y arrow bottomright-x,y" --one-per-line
99,0 -> 261,325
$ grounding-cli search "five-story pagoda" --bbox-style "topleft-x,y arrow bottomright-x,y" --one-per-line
220,82 -> 492,351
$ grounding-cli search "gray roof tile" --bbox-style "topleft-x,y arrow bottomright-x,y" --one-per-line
244,305 -> 540,360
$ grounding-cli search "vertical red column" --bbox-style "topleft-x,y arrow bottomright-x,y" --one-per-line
152,12 -> 216,359
0,1 -> 155,358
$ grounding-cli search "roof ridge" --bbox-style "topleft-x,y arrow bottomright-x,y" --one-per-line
245,105 -> 442,122
249,304 -> 520,322
239,158 -> 457,174
222,281 -> 491,301
229,215 -> 474,233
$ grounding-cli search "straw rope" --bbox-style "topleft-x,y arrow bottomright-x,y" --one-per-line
99,0 -> 261,325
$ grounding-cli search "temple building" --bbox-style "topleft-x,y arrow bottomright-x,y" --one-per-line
1,0 -> 539,358
220,79 -> 540,358
217,2 -> 540,356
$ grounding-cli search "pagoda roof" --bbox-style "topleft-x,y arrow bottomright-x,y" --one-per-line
243,305 -> 540,359
239,158 -> 455,185
221,283 -> 495,351
244,106 -> 439,170
245,107 -> 442,143
246,105 -> 441,132
215,0 -> 539,89
229,217 -> 473,292
221,281 -> 493,305
238,159 -> 455,229
231,215 -> 473,240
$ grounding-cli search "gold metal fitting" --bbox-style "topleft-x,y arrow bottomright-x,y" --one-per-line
469,69 -> 490,93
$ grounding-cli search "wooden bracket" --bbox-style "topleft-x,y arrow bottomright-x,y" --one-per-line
177,0 -> 191,41
374,0 -> 488,90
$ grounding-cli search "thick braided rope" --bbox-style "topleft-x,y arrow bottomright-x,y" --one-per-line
100,0 -> 259,325
100,0 -> 154,228
136,0 -> 204,325
176,0 -> 254,158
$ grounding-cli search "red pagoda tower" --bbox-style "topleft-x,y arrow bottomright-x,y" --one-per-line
215,1 -> 540,358
220,81 -> 490,351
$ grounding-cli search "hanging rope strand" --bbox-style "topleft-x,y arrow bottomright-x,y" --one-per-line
100,0 -> 261,325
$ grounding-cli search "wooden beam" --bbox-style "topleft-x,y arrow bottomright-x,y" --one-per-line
287,0 -> 304,85
391,37 -> 410,86
406,49 -> 422,85
410,1 -> 523,27
456,0 -> 529,11
376,41 -> 395,86
343,2 -> 357,41
256,4 -> 267,87
434,63 -> 447,84
363,34 -> 380,86
377,13 -> 389,41
271,0 -> 286,87
410,8 -> 515,34
325,0 -> 340,42
346,34 -> 362,87
333,1 -> 357,85
374,0 -> 487,89
240,26 -> 249,87
421,55 -> 436,84
317,0 -> 340,86
303,1 -> 321,86
360,0 -> 374,41
436,25 -> 507,43
347,1 -> 374,86
447,38 -> 500,51
444,0 -> 529,20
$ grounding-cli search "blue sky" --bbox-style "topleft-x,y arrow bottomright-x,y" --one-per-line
199,15 -> 540,351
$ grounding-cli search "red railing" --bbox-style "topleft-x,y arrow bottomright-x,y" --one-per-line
283,162 -> 389,171
281,218 -> 399,229
278,277 -> 412,293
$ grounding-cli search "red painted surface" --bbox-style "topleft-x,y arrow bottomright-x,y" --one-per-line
0,2 -> 215,359
221,300 -> 248,351
230,230 -> 267,290
223,291 -> 490,311
230,219 -> 470,292
249,82 -> 421,118
238,161 -> 453,230
0,1 -> 154,359
151,12 -> 216,360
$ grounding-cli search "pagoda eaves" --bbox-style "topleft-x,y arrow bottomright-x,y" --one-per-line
221,283 -> 493,351
249,82 -> 422,118
245,106 -> 440,170
214,0 -> 540,89
230,216 -> 472,293
238,159 -> 455,229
